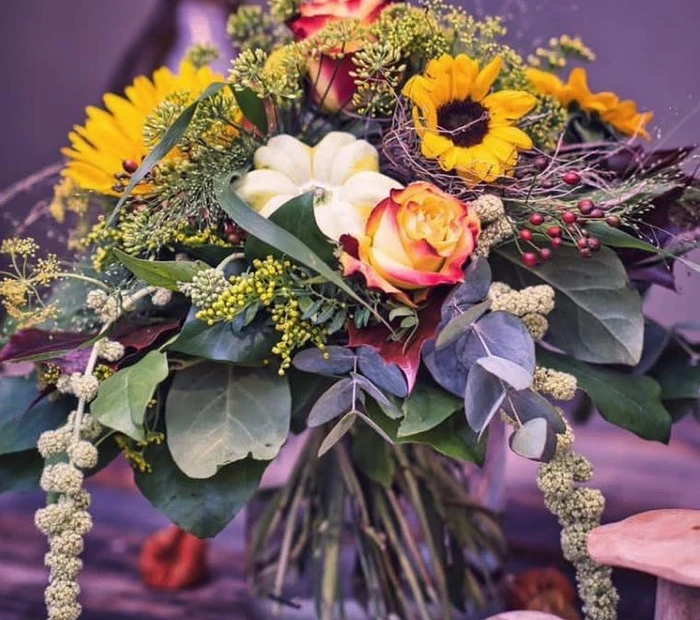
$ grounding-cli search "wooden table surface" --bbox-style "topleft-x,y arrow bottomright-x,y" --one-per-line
1,416 -> 698,620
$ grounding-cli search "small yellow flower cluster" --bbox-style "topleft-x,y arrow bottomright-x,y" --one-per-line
184,43 -> 220,69
227,6 -> 293,54
230,46 -> 305,105
534,366 -> 578,401
115,431 -> 164,473
351,41 -> 407,117
270,299 -> 327,374
187,257 -> 330,373
49,178 -> 90,224
538,424 -> 619,620
489,282 -> 555,340
373,3 -> 449,59
528,34 -> 596,69
0,237 -> 62,328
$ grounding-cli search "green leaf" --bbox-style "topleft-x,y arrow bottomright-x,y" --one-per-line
307,378 -> 354,427
650,344 -> 700,400
113,248 -> 206,291
108,82 -> 227,224
165,362 -> 291,478
494,244 -> 644,365
0,376 -> 72,455
399,379 -> 461,437
435,299 -> 491,351
232,86 -> 268,134
537,348 -> 672,442
367,402 -> 484,464
318,411 -> 357,457
245,194 -> 337,264
135,442 -> 267,538
0,449 -> 44,493
167,310 -> 277,364
352,373 -> 403,419
352,424 -> 395,488
91,350 -> 169,441
587,222 -> 700,274
214,173 -> 382,323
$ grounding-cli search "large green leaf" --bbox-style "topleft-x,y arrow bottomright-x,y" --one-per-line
245,193 -> 336,264
135,442 -> 267,538
0,376 -> 72,455
399,379 -> 461,437
167,310 -> 277,364
109,82 -> 226,224
214,173 -> 380,321
537,348 -> 672,442
494,244 -> 644,365
165,362 -> 291,478
113,249 -> 207,291
91,350 -> 169,441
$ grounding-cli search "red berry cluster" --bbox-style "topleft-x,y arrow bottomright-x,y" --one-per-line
223,220 -> 247,245
517,187 -> 623,267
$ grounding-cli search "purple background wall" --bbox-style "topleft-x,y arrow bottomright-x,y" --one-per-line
0,0 -> 698,322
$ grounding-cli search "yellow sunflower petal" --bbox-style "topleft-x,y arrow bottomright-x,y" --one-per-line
451,54 -> 479,101
421,132 -> 455,159
482,91 -> 537,121
525,68 -> 565,98
489,125 -> 533,150
471,56 -> 503,102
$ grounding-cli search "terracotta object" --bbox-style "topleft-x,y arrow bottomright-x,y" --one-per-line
588,509 -> 700,620
139,525 -> 209,590
506,567 -> 580,619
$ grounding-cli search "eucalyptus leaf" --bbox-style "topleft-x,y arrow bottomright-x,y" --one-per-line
441,258 -> 492,322
165,363 -> 291,478
352,373 -> 403,419
168,309 -> 276,364
356,346 -> 407,397
503,389 -> 566,434
135,442 -> 267,538
509,418 -> 557,462
435,299 -> 491,351
399,379 -> 462,437
293,345 -> 356,376
318,411 -> 357,457
493,244 -> 644,366
113,249 -> 206,291
650,343 -> 700,400
464,363 -> 507,435
214,174 -> 380,322
476,355 -> 533,390
537,348 -> 672,442
307,378 -> 355,427
245,192 -> 336,264
91,350 -> 169,441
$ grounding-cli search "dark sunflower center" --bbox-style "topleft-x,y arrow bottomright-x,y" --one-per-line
436,100 -> 490,148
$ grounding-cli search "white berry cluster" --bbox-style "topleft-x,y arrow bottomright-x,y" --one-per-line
534,366 -> 578,401
36,405 -> 102,619
537,424 -> 619,620
488,281 -> 555,340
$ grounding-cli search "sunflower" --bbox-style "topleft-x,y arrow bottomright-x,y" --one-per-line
62,61 -> 225,196
526,67 -> 653,138
402,54 -> 536,185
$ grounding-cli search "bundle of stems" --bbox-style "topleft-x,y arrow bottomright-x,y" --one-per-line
247,430 -> 506,620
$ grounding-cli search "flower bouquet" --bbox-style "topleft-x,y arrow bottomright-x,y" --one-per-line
1,1 -> 699,619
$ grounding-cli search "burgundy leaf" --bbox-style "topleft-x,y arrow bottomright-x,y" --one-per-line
0,329 -> 95,365
348,298 -> 443,392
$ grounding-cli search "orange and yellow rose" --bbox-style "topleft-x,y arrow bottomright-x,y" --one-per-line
340,182 -> 480,306
289,0 -> 391,112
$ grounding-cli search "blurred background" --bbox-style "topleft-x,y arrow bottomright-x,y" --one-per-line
0,1 -> 699,619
